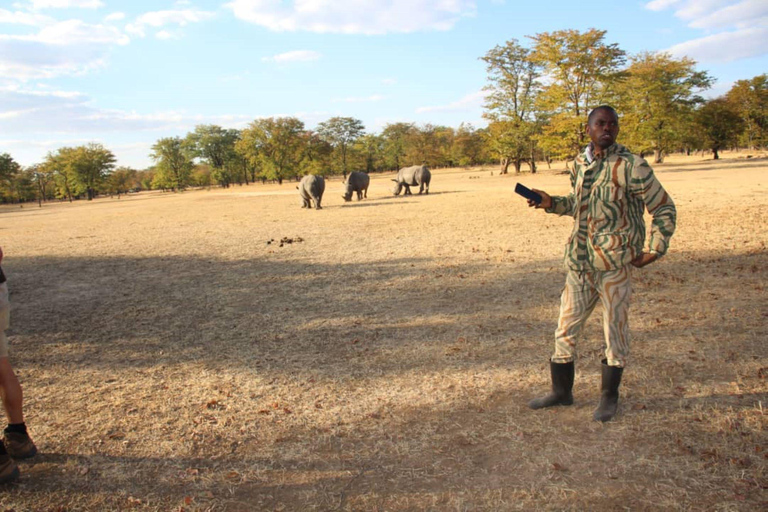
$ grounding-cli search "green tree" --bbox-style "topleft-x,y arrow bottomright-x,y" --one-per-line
30,164 -> 56,204
42,144 -> 115,201
136,168 -> 155,191
380,122 -> 415,170
103,166 -> 138,197
530,28 -> 626,157
481,39 -> 542,172
452,123 -> 486,167
12,169 -> 36,203
404,124 -> 446,167
353,134 -> 385,173
0,153 -> 21,203
726,74 -> 768,149
151,137 -> 193,191
44,148 -> 77,201
71,143 -> 116,200
302,131 -> 333,176
316,117 -> 365,178
236,117 -> 307,185
618,52 -> 712,162
696,98 -> 743,159
190,164 -> 213,188
185,125 -> 240,188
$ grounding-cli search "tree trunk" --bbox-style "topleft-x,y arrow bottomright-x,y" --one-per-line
654,149 -> 664,164
499,158 -> 509,174
514,158 -> 522,173
712,147 -> 720,160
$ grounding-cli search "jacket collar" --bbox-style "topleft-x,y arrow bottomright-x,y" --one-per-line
579,142 -> 626,166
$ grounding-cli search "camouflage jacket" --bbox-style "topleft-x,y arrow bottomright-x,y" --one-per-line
546,143 -> 676,271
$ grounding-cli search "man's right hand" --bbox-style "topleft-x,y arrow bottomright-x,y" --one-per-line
528,189 -> 552,209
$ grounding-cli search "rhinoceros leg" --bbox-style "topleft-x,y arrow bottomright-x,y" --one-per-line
403,184 -> 412,196
313,194 -> 322,209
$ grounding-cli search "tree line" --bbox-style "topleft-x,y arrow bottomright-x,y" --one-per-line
1,29 -> 766,204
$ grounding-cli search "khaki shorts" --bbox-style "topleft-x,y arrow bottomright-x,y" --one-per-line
0,282 -> 10,358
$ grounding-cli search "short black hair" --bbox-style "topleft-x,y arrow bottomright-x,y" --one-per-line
587,105 -> 619,124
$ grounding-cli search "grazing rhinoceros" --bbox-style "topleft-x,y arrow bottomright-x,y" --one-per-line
297,174 -> 325,209
392,165 -> 430,196
342,171 -> 370,202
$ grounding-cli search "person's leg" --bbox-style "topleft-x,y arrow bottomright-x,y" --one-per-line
598,266 -> 632,368
0,283 -> 20,424
0,359 -> 23,425
552,270 -> 600,365
593,266 -> 632,422
529,270 -> 599,409
0,283 -> 35,458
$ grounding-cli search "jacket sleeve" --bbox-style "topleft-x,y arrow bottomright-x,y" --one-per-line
546,162 -> 577,216
629,158 -> 676,257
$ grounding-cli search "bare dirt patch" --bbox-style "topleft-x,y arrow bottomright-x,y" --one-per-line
0,152 -> 766,510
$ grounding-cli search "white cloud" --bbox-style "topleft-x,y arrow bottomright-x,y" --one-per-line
646,0 -> 768,63
0,18 -> 128,81
0,86 -> 254,135
33,19 -> 128,45
416,90 -> 487,114
0,8 -> 55,25
23,0 -> 104,9
104,12 -> 125,22
262,50 -> 322,63
126,9 -> 215,38
155,30 -> 177,40
666,26 -> 768,62
645,0 -> 684,11
334,94 -> 385,103
688,0 -> 768,29
0,40 -> 106,80
225,0 -> 477,35
382,78 -> 397,85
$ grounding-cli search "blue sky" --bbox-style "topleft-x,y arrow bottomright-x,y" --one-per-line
1,0 -> 766,169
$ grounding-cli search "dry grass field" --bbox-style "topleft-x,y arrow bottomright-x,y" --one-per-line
0,151 -> 766,511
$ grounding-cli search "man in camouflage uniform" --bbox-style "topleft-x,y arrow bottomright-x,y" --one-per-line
527,106 -> 676,422
0,246 -> 37,484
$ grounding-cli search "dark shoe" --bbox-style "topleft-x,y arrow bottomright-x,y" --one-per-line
593,361 -> 624,422
4,432 -> 37,459
529,361 -> 575,409
0,454 -> 19,484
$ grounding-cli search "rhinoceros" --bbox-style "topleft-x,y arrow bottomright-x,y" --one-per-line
297,174 -> 325,209
392,165 -> 430,196
342,171 -> 370,202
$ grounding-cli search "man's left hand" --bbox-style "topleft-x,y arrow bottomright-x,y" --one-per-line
631,252 -> 657,268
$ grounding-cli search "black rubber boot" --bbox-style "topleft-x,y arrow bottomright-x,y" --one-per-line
528,361 -> 574,409
593,361 -> 624,422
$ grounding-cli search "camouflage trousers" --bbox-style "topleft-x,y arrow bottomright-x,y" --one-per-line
551,266 -> 632,368
0,282 -> 9,358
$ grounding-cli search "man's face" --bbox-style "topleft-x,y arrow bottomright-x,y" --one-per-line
586,108 -> 619,150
